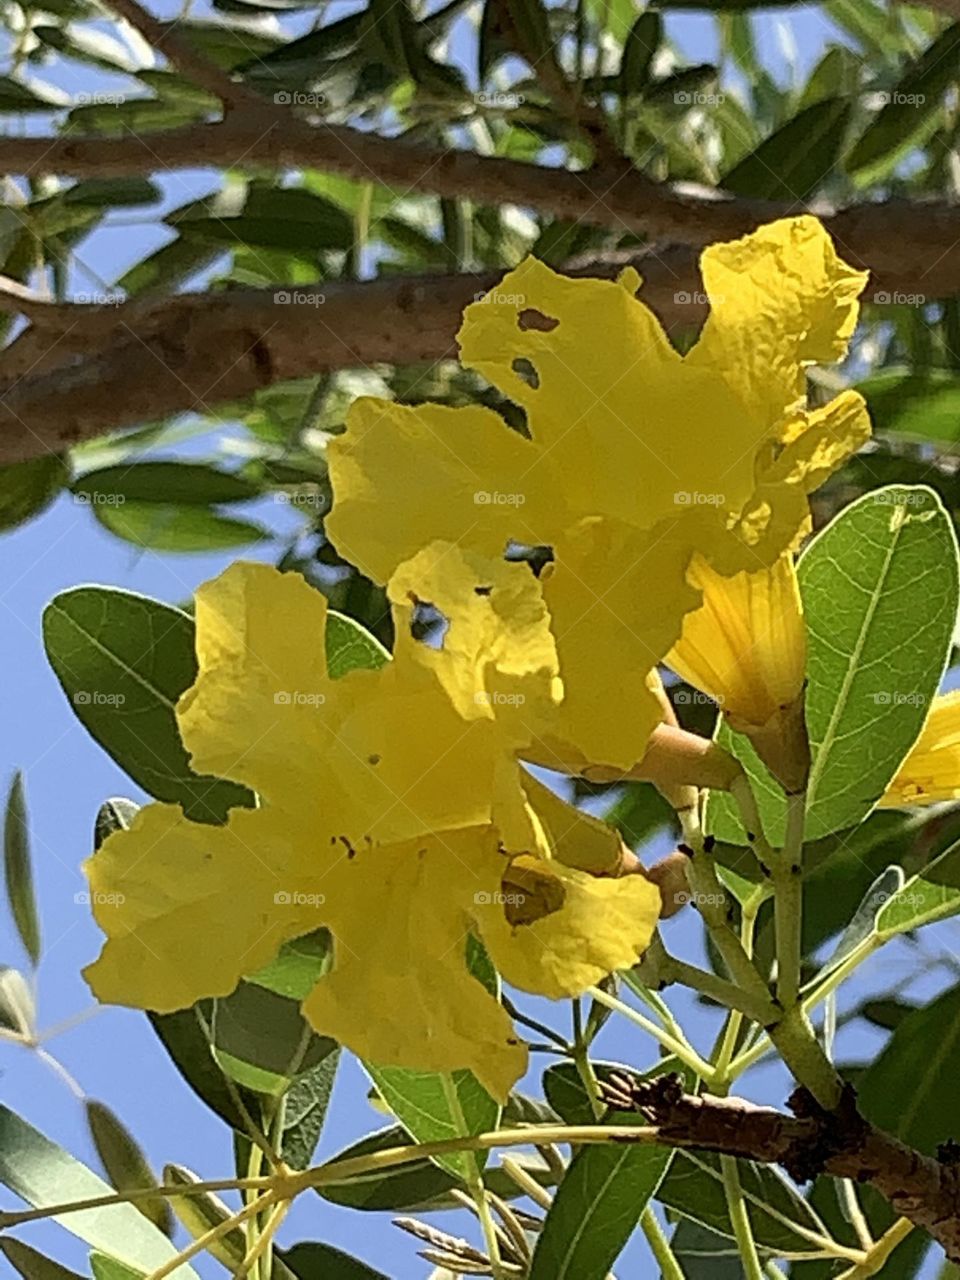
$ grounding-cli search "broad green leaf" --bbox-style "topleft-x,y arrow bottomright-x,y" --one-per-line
856,368 -> 960,441
709,486 -> 960,843
876,837 -> 960,937
366,1064 -> 499,1180
210,980 -> 337,1094
669,1218 -> 743,1277
279,1242 -> 390,1279
63,179 -> 160,208
43,587 -> 252,823
72,462 -> 260,505
0,1107 -> 196,1276
529,1118 -> 673,1280
0,456 -> 68,532
723,97 -> 851,200
602,781 -> 673,849
92,500 -> 267,552
797,47 -> 862,108
847,23 -> 960,182
857,984 -> 960,1154
249,929 -> 331,1000
85,1101 -> 173,1236
149,1007 -> 251,1131
3,772 -> 40,966
659,1150 -> 830,1256
0,1240 -> 85,1280
282,1050 -> 341,1169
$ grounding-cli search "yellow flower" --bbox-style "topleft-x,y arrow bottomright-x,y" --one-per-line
879,692 -> 960,808
83,561 -> 659,1100
327,216 -> 870,776
667,554 -> 809,792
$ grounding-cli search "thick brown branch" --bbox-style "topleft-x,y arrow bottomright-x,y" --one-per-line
603,1073 -> 960,1261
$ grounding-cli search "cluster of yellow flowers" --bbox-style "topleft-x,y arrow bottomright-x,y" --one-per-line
81,215 -> 960,1095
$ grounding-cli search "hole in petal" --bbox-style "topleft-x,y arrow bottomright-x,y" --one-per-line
518,308 -> 558,333
505,541 -> 555,579
511,357 -> 540,390
502,856 -> 566,927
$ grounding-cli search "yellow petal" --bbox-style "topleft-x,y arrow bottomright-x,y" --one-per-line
177,561 -> 330,804
302,829 -> 527,1101
83,804 -> 318,1012
879,692 -> 960,807
326,396 -> 560,584
667,553 -> 806,729
690,216 -> 868,433
519,769 -> 624,874
473,851 -> 660,1000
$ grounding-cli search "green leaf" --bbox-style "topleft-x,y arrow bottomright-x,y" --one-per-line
0,74 -> 64,111
43,587 -> 252,823
0,966 -> 35,1036
857,984 -> 960,1154
722,97 -> 851,201
847,23 -> 960,182
0,456 -> 68,532
856,368 -> 960,441
0,1107 -> 196,1277
210,981 -> 337,1094
63,180 -> 160,208
797,47 -> 862,108
279,1242 -> 390,1279
91,500 -> 267,552
173,188 -> 353,253
620,12 -> 661,95
659,1150 -> 830,1256
529,1121 -> 673,1280
876,837 -> 960,938
282,1050 -> 341,1169
85,1101 -> 173,1236
149,1007 -> 251,1132
248,929 -> 331,1000
710,486 -> 960,843
72,462 -> 260,505
0,1240 -> 85,1280
4,773 -> 40,966
90,1258 -> 145,1280
669,1218 -> 743,1278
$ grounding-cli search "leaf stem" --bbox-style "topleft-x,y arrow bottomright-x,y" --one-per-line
639,1205 -> 685,1280
773,792 -> 806,1009
721,1154 -> 765,1280
442,1074 -> 507,1280
586,984 -> 714,1080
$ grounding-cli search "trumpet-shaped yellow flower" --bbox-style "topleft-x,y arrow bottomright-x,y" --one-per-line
667,554 -> 809,792
327,216 -> 870,775
879,692 -> 960,808
83,561 -> 659,1100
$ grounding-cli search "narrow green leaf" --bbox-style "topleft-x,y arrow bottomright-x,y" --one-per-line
92,500 -> 267,552
847,23 -> 960,182
90,1256 -> 146,1280
0,1239 -> 85,1280
4,773 -> 40,966
0,1107 -> 196,1276
722,97 -> 850,201
620,12 -> 661,95
0,456 -> 68,532
86,1101 -> 174,1237
72,462 -> 260,505
279,1242 -> 389,1279
876,837 -> 960,938
0,966 -> 35,1036
855,368 -> 960,441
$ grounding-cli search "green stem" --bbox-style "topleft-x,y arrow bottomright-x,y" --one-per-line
773,792 -> 806,1008
442,1075 -> 507,1280
586,985 -> 714,1080
639,1205 -> 685,1280
721,1154 -> 765,1280
713,885 -> 766,1085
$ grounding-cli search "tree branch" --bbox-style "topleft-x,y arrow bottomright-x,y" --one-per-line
602,1073 -> 960,1262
